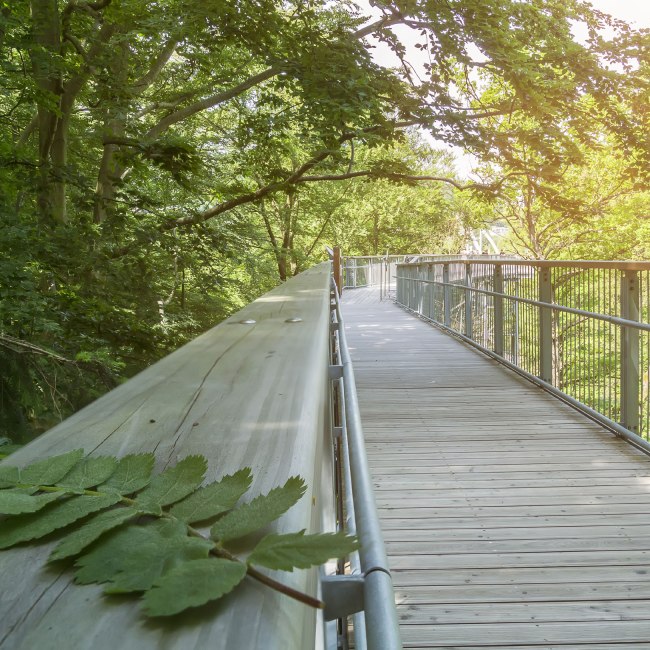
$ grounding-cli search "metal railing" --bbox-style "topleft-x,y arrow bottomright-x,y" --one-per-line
396,258 -> 650,452
343,254 -> 512,298
325,260 -> 402,650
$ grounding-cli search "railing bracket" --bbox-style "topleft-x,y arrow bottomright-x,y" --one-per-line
329,364 -> 343,380
321,575 -> 365,621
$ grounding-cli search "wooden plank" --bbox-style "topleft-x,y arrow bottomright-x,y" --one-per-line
394,581 -> 650,605
389,549 -> 650,570
0,264 -> 334,650
391,565 -> 650,587
399,620 -> 650,646
383,524 -> 650,542
397,600 -> 650,625
373,477 -> 650,490
342,290 -> 650,649
386,536 -> 650,554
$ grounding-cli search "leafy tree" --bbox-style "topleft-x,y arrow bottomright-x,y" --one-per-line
0,0 -> 646,438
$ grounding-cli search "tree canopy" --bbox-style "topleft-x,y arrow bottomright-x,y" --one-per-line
0,0 -> 647,438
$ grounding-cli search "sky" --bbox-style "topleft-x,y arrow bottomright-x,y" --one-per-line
588,0 -> 650,28
360,0 -> 649,178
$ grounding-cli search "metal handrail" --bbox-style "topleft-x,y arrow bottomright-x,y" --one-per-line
395,258 -> 650,450
399,258 -> 650,271
329,277 -> 402,650
397,276 -> 650,333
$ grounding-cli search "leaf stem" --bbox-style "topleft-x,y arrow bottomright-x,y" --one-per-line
186,524 -> 324,609
245,564 -> 324,609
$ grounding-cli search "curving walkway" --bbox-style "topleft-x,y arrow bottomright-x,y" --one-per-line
342,287 -> 650,649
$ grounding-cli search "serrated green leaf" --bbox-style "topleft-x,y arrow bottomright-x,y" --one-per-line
0,449 -> 84,488
99,453 -> 155,494
136,455 -> 207,507
21,449 -> 85,485
0,490 -> 61,515
248,531 -> 360,571
0,465 -> 19,487
0,493 -> 121,549
142,558 -> 247,617
75,518 -> 213,592
57,456 -> 118,490
211,476 -> 306,542
170,468 -> 253,523
49,507 -> 139,561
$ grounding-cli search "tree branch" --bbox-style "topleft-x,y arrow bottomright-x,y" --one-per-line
145,66 -> 282,140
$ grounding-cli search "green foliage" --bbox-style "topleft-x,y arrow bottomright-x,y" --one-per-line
248,530 -> 361,572
170,468 -> 253,523
143,558 -> 248,617
0,0 -> 646,440
0,450 -> 358,617
210,476 -> 306,542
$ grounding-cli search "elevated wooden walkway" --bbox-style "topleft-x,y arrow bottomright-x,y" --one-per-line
342,287 -> 650,649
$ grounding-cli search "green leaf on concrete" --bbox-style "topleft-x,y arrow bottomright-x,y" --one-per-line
170,468 -> 253,523
136,455 -> 207,507
75,518 -> 213,592
99,453 -> 155,494
0,493 -> 121,549
49,507 -> 139,561
0,489 -> 61,515
57,456 -> 118,490
211,476 -> 306,542
248,530 -> 360,571
143,558 -> 247,617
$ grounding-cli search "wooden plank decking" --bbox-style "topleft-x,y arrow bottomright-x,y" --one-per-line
342,287 -> 650,649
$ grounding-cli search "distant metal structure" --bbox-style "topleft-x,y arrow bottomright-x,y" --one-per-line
466,228 -> 501,256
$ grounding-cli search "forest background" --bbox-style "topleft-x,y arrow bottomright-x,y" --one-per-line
0,0 -> 648,441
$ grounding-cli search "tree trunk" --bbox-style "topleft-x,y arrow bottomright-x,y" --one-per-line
30,0 -> 61,221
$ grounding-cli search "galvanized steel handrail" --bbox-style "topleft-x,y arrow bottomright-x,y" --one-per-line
329,277 -> 402,650
396,257 -> 650,453
401,276 -> 650,333
399,258 -> 650,271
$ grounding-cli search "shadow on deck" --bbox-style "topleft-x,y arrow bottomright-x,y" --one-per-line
342,286 -> 650,649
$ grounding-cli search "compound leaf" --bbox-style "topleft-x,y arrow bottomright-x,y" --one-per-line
0,449 -> 84,488
211,476 -> 306,542
49,506 -> 139,561
136,456 -> 207,507
143,558 -> 247,617
75,518 -> 213,593
170,468 -> 253,523
0,490 -> 61,515
99,453 -> 155,495
248,530 -> 360,571
0,493 -> 121,549
57,456 -> 118,490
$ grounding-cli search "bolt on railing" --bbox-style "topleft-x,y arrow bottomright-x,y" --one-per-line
395,258 -> 650,452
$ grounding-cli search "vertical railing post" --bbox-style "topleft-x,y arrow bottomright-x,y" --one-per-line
333,247 -> 343,295
464,263 -> 473,339
539,267 -> 553,383
443,263 -> 451,327
427,264 -> 433,320
493,264 -> 504,356
621,270 -> 640,432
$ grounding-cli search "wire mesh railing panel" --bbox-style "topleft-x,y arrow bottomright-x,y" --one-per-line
395,258 -> 650,445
